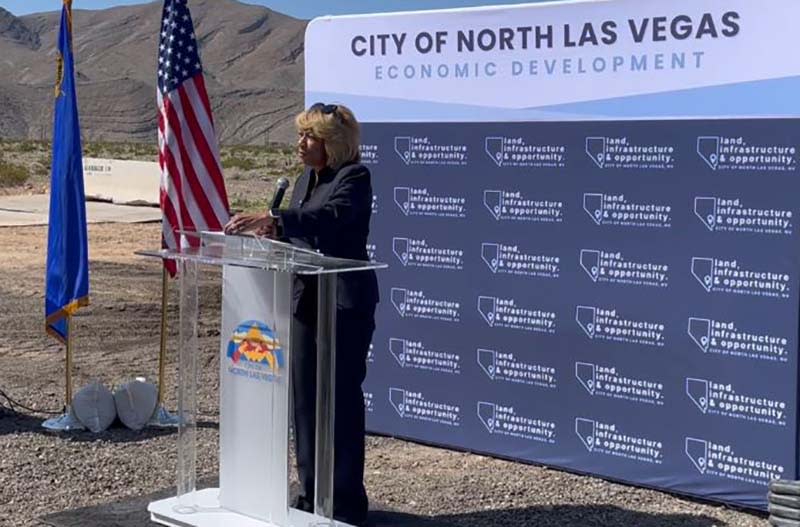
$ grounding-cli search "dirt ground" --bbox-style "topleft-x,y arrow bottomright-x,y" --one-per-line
0,138 -> 775,527
0,220 -> 774,527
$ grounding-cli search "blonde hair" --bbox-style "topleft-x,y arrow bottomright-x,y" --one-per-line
295,104 -> 361,169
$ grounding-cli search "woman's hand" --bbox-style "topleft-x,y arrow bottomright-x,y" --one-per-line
255,217 -> 279,238
224,213 -> 270,235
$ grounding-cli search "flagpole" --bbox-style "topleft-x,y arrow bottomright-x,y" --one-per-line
43,315 -> 85,431
65,314 -> 74,406
150,267 -> 179,427
158,266 -> 169,404
42,0 -> 89,433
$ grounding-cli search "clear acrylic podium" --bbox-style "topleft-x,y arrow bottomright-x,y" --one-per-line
138,231 -> 386,527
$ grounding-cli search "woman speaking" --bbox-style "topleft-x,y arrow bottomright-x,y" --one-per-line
225,103 -> 377,527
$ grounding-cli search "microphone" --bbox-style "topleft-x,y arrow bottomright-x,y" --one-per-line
270,177 -> 291,211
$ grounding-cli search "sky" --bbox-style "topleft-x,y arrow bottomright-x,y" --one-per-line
2,0 -> 542,19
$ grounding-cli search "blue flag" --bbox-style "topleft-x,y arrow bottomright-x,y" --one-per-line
46,0 -> 89,343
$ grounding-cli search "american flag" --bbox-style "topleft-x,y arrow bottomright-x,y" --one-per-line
157,0 -> 230,274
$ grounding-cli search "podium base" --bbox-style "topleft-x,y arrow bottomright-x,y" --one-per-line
148,488 -> 353,527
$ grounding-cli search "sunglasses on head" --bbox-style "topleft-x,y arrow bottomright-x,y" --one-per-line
308,102 -> 339,115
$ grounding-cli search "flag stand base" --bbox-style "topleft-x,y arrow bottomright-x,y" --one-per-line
42,406 -> 85,432
149,404 -> 180,428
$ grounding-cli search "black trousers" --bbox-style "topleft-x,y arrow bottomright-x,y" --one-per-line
291,307 -> 376,523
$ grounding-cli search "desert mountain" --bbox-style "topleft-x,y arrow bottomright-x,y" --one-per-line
0,0 -> 306,144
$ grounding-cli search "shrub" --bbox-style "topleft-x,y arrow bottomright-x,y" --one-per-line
35,162 -> 50,176
0,161 -> 30,187
222,156 -> 258,171
229,196 -> 268,213
15,141 -> 42,153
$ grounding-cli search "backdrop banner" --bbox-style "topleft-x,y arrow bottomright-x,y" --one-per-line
305,0 -> 800,510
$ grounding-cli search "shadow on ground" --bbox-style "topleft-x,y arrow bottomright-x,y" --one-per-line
38,480 -> 753,527
0,407 -> 216,442
431,504 -> 744,527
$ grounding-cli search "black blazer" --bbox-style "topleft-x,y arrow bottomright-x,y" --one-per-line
277,162 -> 379,317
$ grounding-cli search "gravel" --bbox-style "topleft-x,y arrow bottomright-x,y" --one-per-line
0,224 -> 769,527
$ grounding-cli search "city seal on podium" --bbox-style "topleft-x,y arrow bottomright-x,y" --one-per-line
227,321 -> 285,382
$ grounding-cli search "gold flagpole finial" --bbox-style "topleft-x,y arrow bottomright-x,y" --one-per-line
64,0 -> 73,34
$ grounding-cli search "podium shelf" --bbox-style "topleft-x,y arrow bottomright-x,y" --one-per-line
137,231 -> 387,275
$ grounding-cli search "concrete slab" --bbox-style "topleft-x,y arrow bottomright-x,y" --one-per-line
0,194 -> 161,227
83,157 -> 160,206
38,478 -> 452,527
